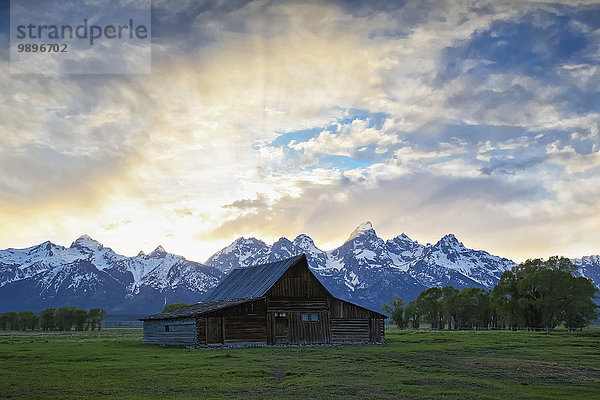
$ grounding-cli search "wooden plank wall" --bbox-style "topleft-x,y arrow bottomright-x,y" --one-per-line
329,297 -> 386,344
329,297 -> 373,319
143,319 -> 197,346
330,318 -> 370,344
286,312 -> 329,345
266,298 -> 330,345
196,317 -> 206,345
223,315 -> 267,344
196,300 -> 268,346
268,262 -> 329,298
206,316 -> 223,344
267,298 -> 327,312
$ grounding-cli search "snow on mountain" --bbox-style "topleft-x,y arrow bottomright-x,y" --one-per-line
386,233 -> 425,271
205,237 -> 270,273
345,221 -> 375,243
1,224 -> 598,314
408,234 -> 514,288
70,235 -> 127,271
0,237 -> 221,313
573,255 -> 600,289
206,222 -> 517,310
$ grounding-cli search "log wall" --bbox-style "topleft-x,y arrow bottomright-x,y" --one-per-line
329,297 -> 385,344
143,319 -> 197,346
330,318 -> 369,344
196,299 -> 268,346
268,262 -> 329,298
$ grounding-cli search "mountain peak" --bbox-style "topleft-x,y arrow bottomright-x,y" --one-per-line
441,233 -> 458,242
294,233 -> 314,246
273,237 -> 293,246
345,221 -> 376,243
148,245 -> 167,257
392,232 -> 414,242
233,236 -> 262,246
71,234 -> 103,250
436,234 -> 464,249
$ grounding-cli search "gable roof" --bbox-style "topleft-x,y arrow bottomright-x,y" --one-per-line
203,254 -> 306,301
139,297 -> 261,321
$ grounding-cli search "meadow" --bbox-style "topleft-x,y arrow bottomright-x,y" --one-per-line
1,327 -> 599,399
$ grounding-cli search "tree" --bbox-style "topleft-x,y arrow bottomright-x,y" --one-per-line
2,312 -> 19,330
74,309 -> 88,331
40,308 -> 57,331
56,306 -> 78,331
562,277 -> 599,330
86,308 -> 107,331
491,269 -> 521,329
417,287 -> 443,329
454,287 -> 489,329
382,297 -> 405,329
441,286 -> 459,330
162,303 -> 190,313
17,311 -> 39,330
404,299 -> 420,329
493,256 -> 598,330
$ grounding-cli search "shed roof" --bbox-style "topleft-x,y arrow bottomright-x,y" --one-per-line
139,297 -> 261,320
203,254 -> 306,301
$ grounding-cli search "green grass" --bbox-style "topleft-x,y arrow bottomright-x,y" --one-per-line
1,327 -> 599,399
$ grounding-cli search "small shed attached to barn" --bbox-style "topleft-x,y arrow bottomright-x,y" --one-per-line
140,254 -> 386,346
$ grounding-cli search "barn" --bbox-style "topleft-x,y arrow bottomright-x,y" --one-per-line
140,254 -> 386,346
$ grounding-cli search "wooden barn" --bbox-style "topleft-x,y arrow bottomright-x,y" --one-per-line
140,254 -> 386,346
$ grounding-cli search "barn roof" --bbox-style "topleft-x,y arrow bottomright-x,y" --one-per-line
203,254 -> 306,301
139,297 -> 261,321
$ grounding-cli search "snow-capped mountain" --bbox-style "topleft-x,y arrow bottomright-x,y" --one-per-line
204,221 -> 518,310
0,235 -> 221,313
204,237 -> 270,273
408,234 -> 514,289
1,224 -> 598,315
574,255 -> 600,286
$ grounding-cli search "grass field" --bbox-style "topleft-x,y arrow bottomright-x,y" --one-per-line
1,327 -> 599,399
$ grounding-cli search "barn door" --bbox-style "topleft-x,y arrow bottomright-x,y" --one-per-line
274,313 -> 289,344
206,316 -> 223,344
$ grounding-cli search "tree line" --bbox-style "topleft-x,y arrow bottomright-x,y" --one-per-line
0,306 -> 107,331
383,257 -> 599,331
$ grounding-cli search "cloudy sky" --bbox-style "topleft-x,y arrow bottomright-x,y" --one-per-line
1,0 -> 599,262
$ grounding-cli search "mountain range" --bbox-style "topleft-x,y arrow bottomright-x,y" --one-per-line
1,222 -> 598,315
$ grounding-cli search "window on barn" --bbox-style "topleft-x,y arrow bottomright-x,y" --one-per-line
302,280 -> 308,297
275,312 -> 286,318
301,313 -> 318,322
247,302 -> 256,315
165,325 -> 170,332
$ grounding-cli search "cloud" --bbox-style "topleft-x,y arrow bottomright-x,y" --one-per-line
288,118 -> 401,160
1,0 -> 600,262
223,193 -> 270,210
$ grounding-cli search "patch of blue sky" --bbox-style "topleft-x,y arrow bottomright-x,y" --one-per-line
151,0 -> 253,48
479,153 -> 565,177
0,1 -> 8,36
418,124 -> 529,147
437,8 -> 596,84
316,155 -> 374,170
336,109 -> 389,129
270,126 -> 325,147
270,109 -> 390,148
553,86 -> 600,116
